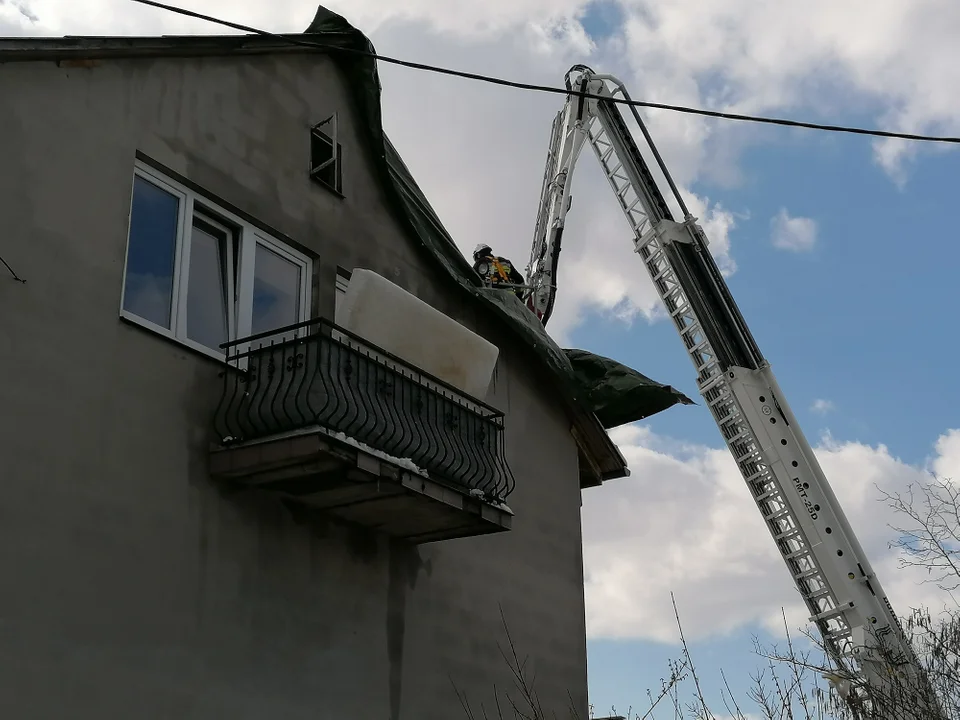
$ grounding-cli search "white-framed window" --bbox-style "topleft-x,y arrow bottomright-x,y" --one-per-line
120,160 -> 313,360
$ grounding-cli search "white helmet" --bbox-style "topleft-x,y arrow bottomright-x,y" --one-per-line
473,243 -> 492,260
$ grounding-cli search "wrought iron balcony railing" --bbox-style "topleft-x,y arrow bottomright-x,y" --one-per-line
213,318 -> 515,503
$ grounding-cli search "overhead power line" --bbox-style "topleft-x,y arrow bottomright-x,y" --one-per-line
128,0 -> 960,146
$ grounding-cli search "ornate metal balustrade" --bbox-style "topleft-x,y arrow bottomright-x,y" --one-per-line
213,318 -> 515,503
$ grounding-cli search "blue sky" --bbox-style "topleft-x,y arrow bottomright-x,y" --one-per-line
579,0 -> 624,42
8,0 -> 959,716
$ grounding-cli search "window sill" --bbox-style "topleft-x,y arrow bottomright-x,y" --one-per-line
119,311 -> 227,366
309,175 -> 345,199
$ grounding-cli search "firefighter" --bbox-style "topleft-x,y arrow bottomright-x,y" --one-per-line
472,244 -> 525,297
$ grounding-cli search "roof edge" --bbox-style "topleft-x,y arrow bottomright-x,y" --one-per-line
0,33 -> 334,62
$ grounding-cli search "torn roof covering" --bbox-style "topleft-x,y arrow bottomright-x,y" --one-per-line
298,8 -> 694,431
302,6 -> 694,429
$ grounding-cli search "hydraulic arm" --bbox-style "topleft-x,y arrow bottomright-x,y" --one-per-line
525,65 -> 941,719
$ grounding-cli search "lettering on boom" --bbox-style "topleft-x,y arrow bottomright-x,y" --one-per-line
793,476 -> 819,521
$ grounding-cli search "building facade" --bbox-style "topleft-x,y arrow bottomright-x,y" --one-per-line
0,9 -> 688,719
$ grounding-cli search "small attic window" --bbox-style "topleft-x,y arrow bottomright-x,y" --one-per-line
310,114 -> 343,195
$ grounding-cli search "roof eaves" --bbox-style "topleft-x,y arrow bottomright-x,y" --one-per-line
571,408 -> 630,486
0,33 -> 327,63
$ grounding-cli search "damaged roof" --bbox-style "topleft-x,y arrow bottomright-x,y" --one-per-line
299,8 -> 693,437
0,5 -> 694,482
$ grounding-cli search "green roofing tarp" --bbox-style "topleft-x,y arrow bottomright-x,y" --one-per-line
304,6 -> 694,429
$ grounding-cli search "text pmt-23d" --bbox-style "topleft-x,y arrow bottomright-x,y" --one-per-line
518,65 -> 942,719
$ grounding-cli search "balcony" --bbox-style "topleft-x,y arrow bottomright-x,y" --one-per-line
209,318 -> 516,543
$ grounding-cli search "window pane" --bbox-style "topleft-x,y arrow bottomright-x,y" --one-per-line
186,220 -> 229,352
122,175 -> 179,328
251,243 -> 301,336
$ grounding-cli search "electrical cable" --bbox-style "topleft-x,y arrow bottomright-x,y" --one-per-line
128,0 -> 960,146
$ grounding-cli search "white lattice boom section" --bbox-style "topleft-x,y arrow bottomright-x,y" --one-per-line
586,112 -> 855,664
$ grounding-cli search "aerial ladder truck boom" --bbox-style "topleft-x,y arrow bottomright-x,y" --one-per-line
524,65 -> 942,719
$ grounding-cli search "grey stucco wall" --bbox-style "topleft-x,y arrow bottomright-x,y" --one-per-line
0,50 -> 589,719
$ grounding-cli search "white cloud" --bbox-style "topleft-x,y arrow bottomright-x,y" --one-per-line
770,208 -> 817,252
811,398 -> 835,414
615,0 -> 960,180
582,424 -> 960,644
932,430 -> 960,481
0,0 -> 37,24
